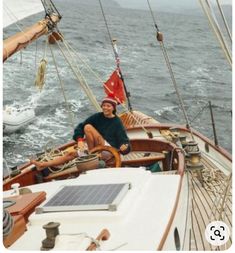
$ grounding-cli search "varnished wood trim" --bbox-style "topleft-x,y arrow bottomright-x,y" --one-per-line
126,124 -> 231,161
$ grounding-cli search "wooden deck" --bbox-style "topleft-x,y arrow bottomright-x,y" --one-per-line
185,155 -> 232,250
119,110 -> 159,129
120,111 -> 232,251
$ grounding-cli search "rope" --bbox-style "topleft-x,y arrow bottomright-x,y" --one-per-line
3,209 -> 14,237
35,41 -> 48,91
36,148 -> 73,173
35,144 -> 97,174
216,0 -> 232,44
3,4 -> 23,31
204,169 -> 232,221
57,34 -> 123,107
200,153 -> 232,220
48,41 -> 75,129
189,103 -> 209,124
35,40 -> 38,70
98,0 -> 118,64
56,232 -> 127,251
218,173 -> 232,220
41,0 -> 62,19
98,0 -> 132,111
35,59 -> 47,90
53,37 -> 101,111
146,0 -> 194,141
198,0 -> 232,67
50,31 -> 152,138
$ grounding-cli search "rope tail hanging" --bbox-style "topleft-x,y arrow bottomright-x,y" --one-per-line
35,58 -> 47,91
35,40 -> 48,91
98,0 -> 132,111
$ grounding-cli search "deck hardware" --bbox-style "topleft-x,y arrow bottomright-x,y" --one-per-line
11,183 -> 20,196
179,135 -> 187,148
10,166 -> 21,177
185,141 -> 204,186
19,187 -> 32,195
205,142 -> 210,153
41,222 -> 60,250
209,101 -> 218,146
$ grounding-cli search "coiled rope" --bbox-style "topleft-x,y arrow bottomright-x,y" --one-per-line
3,200 -> 16,238
36,147 -> 75,173
35,144 -> 98,174
3,209 -> 14,237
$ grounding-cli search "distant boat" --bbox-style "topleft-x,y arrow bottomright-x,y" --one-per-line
3,0 -> 232,251
3,106 -> 36,134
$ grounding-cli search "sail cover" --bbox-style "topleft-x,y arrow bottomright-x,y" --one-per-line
3,0 -> 44,28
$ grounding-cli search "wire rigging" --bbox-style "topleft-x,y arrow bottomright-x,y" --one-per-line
98,0 -> 132,111
198,0 -> 232,67
146,0 -> 194,140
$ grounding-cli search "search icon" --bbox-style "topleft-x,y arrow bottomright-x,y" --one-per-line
214,229 -> 221,237
205,221 -> 230,246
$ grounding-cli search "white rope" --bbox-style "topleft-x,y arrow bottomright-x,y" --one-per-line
49,31 -> 155,137
58,34 -> 155,135
58,232 -> 128,251
198,0 -> 232,67
48,41 -> 75,128
35,40 -> 48,91
207,172 -> 232,221
55,39 -> 101,111
3,4 -> 23,31
216,0 -> 232,44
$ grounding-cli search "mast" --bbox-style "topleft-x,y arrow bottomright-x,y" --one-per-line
3,0 -> 61,62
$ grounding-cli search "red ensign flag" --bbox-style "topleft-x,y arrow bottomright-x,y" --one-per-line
104,69 -> 126,104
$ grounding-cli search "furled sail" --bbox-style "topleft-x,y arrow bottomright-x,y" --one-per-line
3,0 -> 61,62
3,0 -> 44,28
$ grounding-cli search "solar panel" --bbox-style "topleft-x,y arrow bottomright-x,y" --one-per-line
36,183 -> 131,213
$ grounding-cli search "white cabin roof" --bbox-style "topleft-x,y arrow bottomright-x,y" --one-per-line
5,167 -> 181,251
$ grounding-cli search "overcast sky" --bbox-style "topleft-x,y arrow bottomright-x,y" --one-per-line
115,0 -> 232,11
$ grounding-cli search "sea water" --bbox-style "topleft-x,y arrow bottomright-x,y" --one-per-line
3,0 -> 232,170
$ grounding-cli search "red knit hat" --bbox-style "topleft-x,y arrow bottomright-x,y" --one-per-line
101,95 -> 117,110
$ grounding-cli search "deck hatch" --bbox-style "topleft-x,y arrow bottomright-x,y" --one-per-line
36,183 -> 130,213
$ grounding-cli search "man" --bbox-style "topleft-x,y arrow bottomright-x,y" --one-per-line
31,96 -> 131,171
